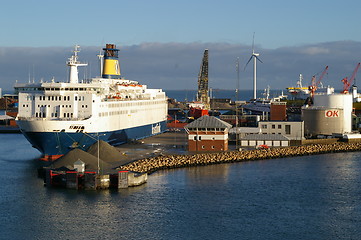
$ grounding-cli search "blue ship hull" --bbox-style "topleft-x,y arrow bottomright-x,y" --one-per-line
21,121 -> 167,156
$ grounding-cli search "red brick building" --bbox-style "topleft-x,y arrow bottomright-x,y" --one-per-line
270,102 -> 287,121
185,115 -> 232,152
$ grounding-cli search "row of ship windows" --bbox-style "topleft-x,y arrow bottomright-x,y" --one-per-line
37,104 -> 66,108
104,100 -> 164,108
25,104 -> 89,108
35,112 -> 74,118
99,110 -> 128,116
36,95 -> 86,101
18,87 -> 98,91
98,107 -> 163,117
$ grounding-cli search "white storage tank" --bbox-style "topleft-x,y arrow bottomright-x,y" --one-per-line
313,93 -> 353,133
302,107 -> 344,137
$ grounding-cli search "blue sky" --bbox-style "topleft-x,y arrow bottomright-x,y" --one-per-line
2,0 -> 360,48
0,0 -> 361,92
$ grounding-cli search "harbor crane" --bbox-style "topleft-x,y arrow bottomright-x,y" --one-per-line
309,66 -> 328,96
341,62 -> 361,94
188,49 -> 210,119
197,49 -> 210,110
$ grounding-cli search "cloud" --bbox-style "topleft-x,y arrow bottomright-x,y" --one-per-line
0,41 -> 360,93
301,47 -> 330,55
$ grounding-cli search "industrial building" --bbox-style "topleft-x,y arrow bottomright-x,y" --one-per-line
270,102 -> 287,121
240,134 -> 290,147
235,120 -> 303,147
229,127 -> 260,140
185,115 -> 232,152
258,121 -> 305,141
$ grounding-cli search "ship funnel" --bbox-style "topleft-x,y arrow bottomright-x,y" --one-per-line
102,44 -> 121,79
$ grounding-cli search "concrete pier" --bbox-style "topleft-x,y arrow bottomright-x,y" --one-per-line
84,172 -> 97,190
66,171 -> 78,189
128,172 -> 148,187
96,175 -> 110,189
118,171 -> 147,189
44,170 -> 147,190
118,171 -> 129,189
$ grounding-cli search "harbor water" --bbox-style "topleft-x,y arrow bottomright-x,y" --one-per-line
1,134 -> 361,239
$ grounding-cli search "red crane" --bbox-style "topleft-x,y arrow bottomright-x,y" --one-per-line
309,66 -> 329,96
341,62 -> 361,94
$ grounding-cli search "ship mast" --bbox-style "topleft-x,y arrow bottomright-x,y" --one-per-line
197,49 -> 210,110
97,50 -> 104,77
67,45 -> 88,84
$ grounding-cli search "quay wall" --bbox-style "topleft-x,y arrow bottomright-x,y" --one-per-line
300,138 -> 339,145
118,142 -> 361,174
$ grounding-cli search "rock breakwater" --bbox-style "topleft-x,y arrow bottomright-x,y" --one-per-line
118,142 -> 361,174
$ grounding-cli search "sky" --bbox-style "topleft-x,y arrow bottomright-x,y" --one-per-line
1,0 -> 361,92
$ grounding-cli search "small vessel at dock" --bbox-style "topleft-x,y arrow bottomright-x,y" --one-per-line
286,74 -> 310,99
287,72 -> 334,100
241,86 -> 287,114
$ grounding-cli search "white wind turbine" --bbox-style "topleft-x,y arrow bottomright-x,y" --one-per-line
244,34 -> 263,100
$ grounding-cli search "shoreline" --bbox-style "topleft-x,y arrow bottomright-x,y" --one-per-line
117,142 -> 361,174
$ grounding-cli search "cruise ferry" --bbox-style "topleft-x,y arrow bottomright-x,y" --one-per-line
15,44 -> 168,158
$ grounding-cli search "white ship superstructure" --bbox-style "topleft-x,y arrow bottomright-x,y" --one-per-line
286,74 -> 310,99
287,73 -> 334,100
242,86 -> 287,114
15,44 -> 167,157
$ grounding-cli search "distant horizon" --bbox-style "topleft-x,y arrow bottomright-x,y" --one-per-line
0,87 -> 346,93
0,88 -> 304,93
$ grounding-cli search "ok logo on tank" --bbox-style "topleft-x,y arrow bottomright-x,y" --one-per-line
325,110 -> 339,118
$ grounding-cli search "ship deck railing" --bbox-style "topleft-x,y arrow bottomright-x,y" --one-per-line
103,96 -> 164,102
16,116 -> 92,121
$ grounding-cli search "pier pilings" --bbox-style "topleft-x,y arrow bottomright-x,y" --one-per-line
44,169 -> 147,190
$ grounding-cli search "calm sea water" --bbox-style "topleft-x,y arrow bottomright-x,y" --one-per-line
1,133 -> 361,239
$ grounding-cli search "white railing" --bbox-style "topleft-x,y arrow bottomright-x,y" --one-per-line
16,116 -> 92,121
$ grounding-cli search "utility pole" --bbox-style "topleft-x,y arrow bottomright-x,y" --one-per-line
236,57 -> 240,150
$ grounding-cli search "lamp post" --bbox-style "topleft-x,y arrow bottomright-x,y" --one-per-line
83,132 -> 104,174
97,133 -> 99,174
236,57 -> 240,150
